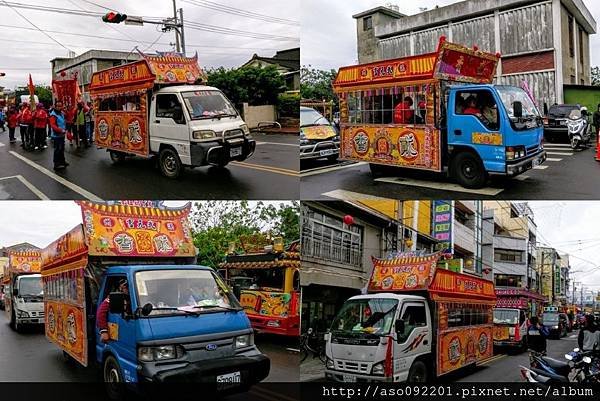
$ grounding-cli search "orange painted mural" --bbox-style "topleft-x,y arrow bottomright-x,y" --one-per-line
95,108 -> 149,157
368,253 -> 441,292
341,125 -> 441,171
437,325 -> 493,376
239,290 -> 292,318
302,125 -> 336,140
8,251 -> 41,273
45,300 -> 87,366
493,326 -> 510,341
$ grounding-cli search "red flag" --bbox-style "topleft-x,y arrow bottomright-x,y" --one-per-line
28,74 -> 35,110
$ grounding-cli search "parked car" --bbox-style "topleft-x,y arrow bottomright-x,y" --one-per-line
542,311 -> 568,339
300,106 -> 340,162
544,104 -> 584,141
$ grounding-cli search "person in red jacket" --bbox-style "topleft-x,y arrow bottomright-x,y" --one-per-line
64,106 -> 76,146
393,96 -> 415,124
7,107 -> 19,143
18,103 -> 33,149
96,278 -> 129,343
462,96 -> 481,116
33,103 -> 48,150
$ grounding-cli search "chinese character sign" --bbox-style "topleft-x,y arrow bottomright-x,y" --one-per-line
432,201 -> 453,255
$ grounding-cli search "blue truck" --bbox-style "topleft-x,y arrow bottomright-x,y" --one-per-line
40,202 -> 269,399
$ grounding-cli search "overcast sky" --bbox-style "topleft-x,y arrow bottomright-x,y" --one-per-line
0,0 -> 299,89
302,0 -> 600,70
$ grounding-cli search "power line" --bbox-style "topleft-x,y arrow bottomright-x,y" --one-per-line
180,0 -> 299,26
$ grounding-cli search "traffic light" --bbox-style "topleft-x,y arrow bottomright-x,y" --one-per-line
102,12 -> 127,24
0,72 -> 5,77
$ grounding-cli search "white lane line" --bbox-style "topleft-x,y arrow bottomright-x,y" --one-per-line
515,175 -> 530,181
255,141 -> 298,147
0,142 -> 5,147
301,162 -> 367,177
546,158 -> 562,162
533,165 -> 549,170
322,189 -> 399,201
0,175 -> 49,200
374,177 -> 505,196
544,144 -> 573,148
547,151 -> 573,156
9,151 -> 103,201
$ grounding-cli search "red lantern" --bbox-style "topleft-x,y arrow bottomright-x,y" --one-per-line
495,52 -> 502,58
473,45 -> 479,51
440,35 -> 447,43
60,71 -> 66,77
343,215 -> 354,225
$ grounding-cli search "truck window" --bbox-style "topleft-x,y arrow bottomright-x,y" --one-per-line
346,86 -> 430,125
99,95 -> 141,112
455,90 -> 499,130
398,303 -> 426,342
156,94 -> 183,119
448,304 -> 490,327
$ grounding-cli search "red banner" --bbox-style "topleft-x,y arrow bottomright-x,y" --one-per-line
368,253 -> 441,292
52,79 -> 78,109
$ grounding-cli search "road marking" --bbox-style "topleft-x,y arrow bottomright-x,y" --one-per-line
515,174 -> 530,181
479,354 -> 507,365
533,165 -> 549,170
546,158 -> 562,162
0,142 -> 5,147
374,177 -> 505,196
255,141 -> 299,147
301,162 -> 367,177
9,151 -> 103,201
0,175 -> 49,200
544,143 -> 573,148
322,189 -> 400,201
569,334 -> 578,338
231,161 -> 299,177
547,151 -> 573,156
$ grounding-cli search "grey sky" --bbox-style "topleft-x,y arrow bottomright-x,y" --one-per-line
302,0 -> 600,70
0,0 -> 299,89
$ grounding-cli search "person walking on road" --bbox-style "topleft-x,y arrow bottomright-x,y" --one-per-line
49,101 -> 69,170
65,104 -> 76,146
526,316 -> 549,353
578,314 -> 600,353
75,101 -> 89,147
85,101 -> 94,144
19,103 -> 33,149
33,103 -> 48,150
0,108 -> 5,133
7,107 -> 18,143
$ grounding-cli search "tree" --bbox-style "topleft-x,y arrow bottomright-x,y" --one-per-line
591,66 -> 600,86
14,85 -> 53,106
300,66 -> 338,106
206,66 -> 286,107
189,201 -> 299,268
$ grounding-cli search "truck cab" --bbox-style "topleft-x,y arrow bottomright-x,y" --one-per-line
148,85 -> 256,178
8,273 -> 44,331
96,265 -> 269,394
492,307 -> 528,349
325,293 -> 432,383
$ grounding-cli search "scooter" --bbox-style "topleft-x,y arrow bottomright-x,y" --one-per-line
566,107 -> 592,150
521,348 -> 597,383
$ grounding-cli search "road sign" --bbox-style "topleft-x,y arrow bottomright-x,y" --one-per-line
125,16 -> 144,26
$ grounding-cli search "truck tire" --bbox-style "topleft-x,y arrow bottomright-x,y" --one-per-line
103,355 -> 126,401
407,360 -> 428,383
159,148 -> 182,179
451,151 -> 487,189
109,151 -> 127,164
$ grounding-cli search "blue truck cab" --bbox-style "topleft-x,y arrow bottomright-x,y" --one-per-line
95,264 -> 270,396
445,83 -> 546,188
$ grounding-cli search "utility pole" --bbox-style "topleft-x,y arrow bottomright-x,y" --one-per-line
397,201 -> 404,252
179,7 -> 186,55
172,0 -> 181,52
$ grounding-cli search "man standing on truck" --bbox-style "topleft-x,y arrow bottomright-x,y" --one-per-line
49,101 -> 69,170
96,278 -> 129,343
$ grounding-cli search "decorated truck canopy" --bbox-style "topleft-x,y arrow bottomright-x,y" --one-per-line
333,37 -> 499,92
368,252 -> 496,304
495,287 -> 547,309
8,250 -> 42,274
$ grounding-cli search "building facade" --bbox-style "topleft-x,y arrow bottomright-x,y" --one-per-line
241,48 -> 300,92
353,0 -> 596,109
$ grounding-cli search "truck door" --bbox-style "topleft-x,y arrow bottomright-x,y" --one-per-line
448,89 -> 505,173
394,301 -> 431,376
99,275 -> 138,382
149,93 -> 192,165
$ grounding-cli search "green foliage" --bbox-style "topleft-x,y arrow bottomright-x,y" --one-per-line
591,66 -> 600,86
206,66 -> 286,107
277,93 -> 300,118
300,66 -> 338,107
190,201 -> 299,268
14,85 -> 53,107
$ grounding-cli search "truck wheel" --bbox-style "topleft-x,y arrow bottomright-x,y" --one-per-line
407,360 -> 428,383
109,151 -> 126,164
159,148 -> 182,179
103,355 -> 126,401
451,152 -> 487,189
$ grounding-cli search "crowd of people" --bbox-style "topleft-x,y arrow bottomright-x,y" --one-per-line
0,100 -> 95,170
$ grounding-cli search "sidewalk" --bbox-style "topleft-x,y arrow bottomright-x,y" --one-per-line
300,356 -> 326,382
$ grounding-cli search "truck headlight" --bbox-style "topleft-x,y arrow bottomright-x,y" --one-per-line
326,357 -> 334,369
16,310 -> 29,318
371,362 -> 385,375
235,334 -> 253,348
193,130 -> 217,140
509,327 -> 515,336
137,345 -> 181,362
506,146 -> 525,160
240,124 -> 250,135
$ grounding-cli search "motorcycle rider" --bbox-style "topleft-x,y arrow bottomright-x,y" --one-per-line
578,314 -> 600,354
527,316 -> 549,353
593,104 -> 600,136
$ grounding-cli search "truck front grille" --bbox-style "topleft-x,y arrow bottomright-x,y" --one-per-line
335,360 -> 370,374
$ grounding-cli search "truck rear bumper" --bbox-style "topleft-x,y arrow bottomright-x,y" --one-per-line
190,137 -> 256,166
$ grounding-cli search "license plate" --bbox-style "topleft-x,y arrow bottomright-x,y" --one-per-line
342,374 -> 356,383
319,149 -> 334,157
230,147 -> 242,158
217,371 -> 241,389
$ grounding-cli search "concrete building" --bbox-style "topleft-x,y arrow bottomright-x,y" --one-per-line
0,242 -> 39,257
537,246 -> 567,305
241,48 -> 300,92
353,0 -> 596,109
50,50 -> 142,101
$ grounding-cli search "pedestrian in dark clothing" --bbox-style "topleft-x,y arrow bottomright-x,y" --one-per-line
75,102 -> 89,147
0,109 -> 5,132
527,316 -> 549,353
49,101 -> 69,170
578,314 -> 600,353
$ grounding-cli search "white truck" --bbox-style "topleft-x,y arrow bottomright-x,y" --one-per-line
6,273 -> 45,332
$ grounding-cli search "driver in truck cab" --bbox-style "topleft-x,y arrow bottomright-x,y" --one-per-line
96,278 -> 129,343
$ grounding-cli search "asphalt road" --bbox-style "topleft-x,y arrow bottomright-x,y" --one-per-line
0,131 -> 299,200
0,312 -> 298,400
300,138 -> 600,201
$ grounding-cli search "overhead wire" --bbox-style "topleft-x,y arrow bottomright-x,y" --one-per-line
180,0 -> 299,26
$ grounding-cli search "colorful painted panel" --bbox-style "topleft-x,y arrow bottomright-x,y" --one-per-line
434,40 -> 498,84
472,132 -> 502,146
89,60 -> 155,92
493,326 -> 510,341
78,202 -> 196,258
142,53 -> 205,84
437,325 -> 493,376
45,300 -> 87,366
432,201 -> 453,255
341,125 -> 441,172
302,125 -> 336,140
95,106 -> 149,157
41,225 -> 87,272
429,269 -> 496,300
368,253 -> 441,292
239,290 -> 292,318
8,251 -> 41,273
52,79 -> 79,109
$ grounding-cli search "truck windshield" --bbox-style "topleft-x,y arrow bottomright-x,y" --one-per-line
493,309 -> 519,325
300,107 -> 330,127
496,86 -> 541,119
18,276 -> 43,297
181,90 -> 238,120
228,268 -> 284,291
331,298 -> 398,337
135,269 -> 241,315
542,312 -> 559,324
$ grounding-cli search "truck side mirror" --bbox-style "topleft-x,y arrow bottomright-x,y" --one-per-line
513,101 -> 523,118
141,303 -> 153,317
395,319 -> 405,335
12,288 -> 18,297
173,108 -> 185,124
109,292 -> 126,314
